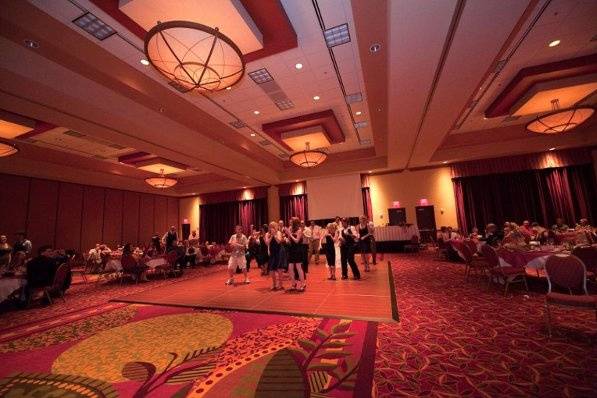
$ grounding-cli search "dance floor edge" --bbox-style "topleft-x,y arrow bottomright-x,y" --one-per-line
112,261 -> 399,322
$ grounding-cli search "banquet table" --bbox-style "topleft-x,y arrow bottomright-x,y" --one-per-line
0,277 -> 26,303
105,257 -> 168,272
497,248 -> 562,270
374,225 -> 420,242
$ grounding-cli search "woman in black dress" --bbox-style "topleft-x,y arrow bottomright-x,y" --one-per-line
358,215 -> 372,272
256,225 -> 269,275
266,222 -> 284,290
324,223 -> 338,280
285,217 -> 305,291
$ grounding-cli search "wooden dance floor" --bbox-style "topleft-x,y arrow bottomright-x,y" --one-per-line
113,261 -> 398,322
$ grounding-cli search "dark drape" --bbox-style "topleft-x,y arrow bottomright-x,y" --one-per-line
453,164 -> 597,234
280,194 -> 308,222
199,198 -> 267,243
362,187 -> 373,220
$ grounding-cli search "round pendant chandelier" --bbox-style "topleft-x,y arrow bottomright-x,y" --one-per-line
144,21 -> 245,92
0,142 -> 18,157
145,169 -> 177,189
526,99 -> 594,134
289,142 -> 328,168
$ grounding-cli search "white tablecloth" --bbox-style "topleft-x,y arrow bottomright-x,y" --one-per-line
105,257 -> 168,272
0,278 -> 26,303
146,258 -> 167,269
374,225 -> 420,242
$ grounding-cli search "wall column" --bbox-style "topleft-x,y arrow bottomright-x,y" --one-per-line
267,186 -> 280,222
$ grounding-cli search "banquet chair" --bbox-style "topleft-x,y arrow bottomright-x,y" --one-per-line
481,244 -> 528,295
544,254 -> 597,337
68,252 -> 89,283
120,255 -> 142,284
156,251 -> 181,279
571,246 -> 597,281
29,263 -> 69,305
460,244 -> 487,281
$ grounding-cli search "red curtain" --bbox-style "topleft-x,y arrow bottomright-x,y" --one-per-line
280,194 -> 308,223
199,198 -> 267,243
362,187 -> 373,220
452,164 -> 597,234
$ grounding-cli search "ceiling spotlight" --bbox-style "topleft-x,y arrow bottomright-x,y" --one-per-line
23,39 -> 39,49
250,133 -> 256,137
295,63 -> 303,70
368,170 -> 372,174
369,43 -> 381,53
548,39 -> 561,47
253,110 -> 260,115
226,86 -> 232,91
313,95 -> 320,101
140,59 -> 150,66
549,147 -> 556,151
442,161 -> 448,164
355,111 -> 362,116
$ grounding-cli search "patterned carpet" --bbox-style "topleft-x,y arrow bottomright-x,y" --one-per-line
374,253 -> 597,397
1,253 -> 596,397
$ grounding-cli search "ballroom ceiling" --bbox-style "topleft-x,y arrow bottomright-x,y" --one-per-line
0,0 -> 595,195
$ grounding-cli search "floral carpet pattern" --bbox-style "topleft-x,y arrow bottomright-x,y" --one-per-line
374,253 -> 597,397
0,304 -> 377,397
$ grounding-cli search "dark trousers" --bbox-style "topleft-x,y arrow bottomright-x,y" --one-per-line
340,245 -> 360,279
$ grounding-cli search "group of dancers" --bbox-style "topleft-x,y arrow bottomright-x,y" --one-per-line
225,215 -> 376,292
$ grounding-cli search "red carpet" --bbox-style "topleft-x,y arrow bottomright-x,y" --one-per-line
374,253 -> 597,397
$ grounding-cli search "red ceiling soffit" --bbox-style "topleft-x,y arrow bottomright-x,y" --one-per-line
485,53 -> 597,118
89,0 -> 297,63
262,110 -> 346,152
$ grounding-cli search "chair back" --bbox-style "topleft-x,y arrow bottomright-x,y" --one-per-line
121,255 -> 138,271
464,240 -> 477,255
52,263 -> 69,291
544,254 -> 587,294
480,244 -> 500,268
458,243 -> 474,264
571,246 -> 597,273
166,251 -> 178,266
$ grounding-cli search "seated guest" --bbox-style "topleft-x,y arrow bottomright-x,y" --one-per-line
147,235 -> 164,257
520,220 -> 533,239
184,241 -> 197,267
88,244 -> 110,272
483,223 -> 501,247
12,232 -> 32,258
530,222 -> 548,242
551,217 -> 569,233
574,218 -> 595,245
26,246 -> 71,294
188,230 -> 199,246
121,243 -> 149,282
449,227 -> 462,240
0,235 -> 12,270
502,223 -> 527,249
437,226 -> 450,242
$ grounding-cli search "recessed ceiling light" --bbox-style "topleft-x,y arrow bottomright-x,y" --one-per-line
140,59 -> 149,66
23,39 -> 39,49
250,133 -> 256,137
295,63 -> 303,70
295,180 -> 299,182
226,86 -> 232,90
242,186 -> 247,189
369,43 -> 382,53
442,161 -> 448,164
549,147 -> 556,151
355,111 -> 362,116
368,171 -> 372,174
253,110 -> 260,115
548,39 -> 561,47
313,95 -> 320,101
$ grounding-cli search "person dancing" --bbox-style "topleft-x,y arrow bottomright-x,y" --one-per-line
257,224 -> 269,276
266,222 -> 284,290
358,215 -> 372,272
225,225 -> 249,285
285,217 -> 306,291
339,218 -> 361,280
324,223 -> 339,280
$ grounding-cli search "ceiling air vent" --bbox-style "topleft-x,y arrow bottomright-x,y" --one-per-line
248,68 -> 274,84
502,115 -> 520,123
354,121 -> 368,129
229,120 -> 246,129
259,140 -> 272,146
63,130 -> 85,138
324,23 -> 350,48
275,99 -> 295,110
72,12 -> 116,41
360,139 -> 371,145
494,59 -> 507,74
346,92 -> 362,103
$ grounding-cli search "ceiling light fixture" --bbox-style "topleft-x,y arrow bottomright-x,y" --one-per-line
295,63 -> 303,70
140,59 -> 149,66
144,21 -> 245,92
548,39 -> 561,47
549,147 -> 556,151
253,110 -> 260,115
226,86 -> 232,91
313,95 -> 320,101
525,99 -> 594,134
355,111 -> 362,116
369,43 -> 382,53
289,142 -> 327,168
250,133 -> 256,137
23,39 -> 39,49
0,142 -> 18,157
145,168 -> 177,189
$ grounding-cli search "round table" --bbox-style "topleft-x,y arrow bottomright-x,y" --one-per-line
0,277 -> 27,303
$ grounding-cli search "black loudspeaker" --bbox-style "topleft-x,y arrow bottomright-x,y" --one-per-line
182,223 -> 191,239
388,208 -> 407,225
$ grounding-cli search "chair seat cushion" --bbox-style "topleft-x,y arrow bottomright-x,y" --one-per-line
491,266 -> 525,276
546,292 -> 597,308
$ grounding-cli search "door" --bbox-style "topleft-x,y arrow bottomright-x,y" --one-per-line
415,205 -> 436,243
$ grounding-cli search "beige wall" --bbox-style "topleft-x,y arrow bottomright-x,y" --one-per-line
368,167 -> 458,228
179,196 -> 200,238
